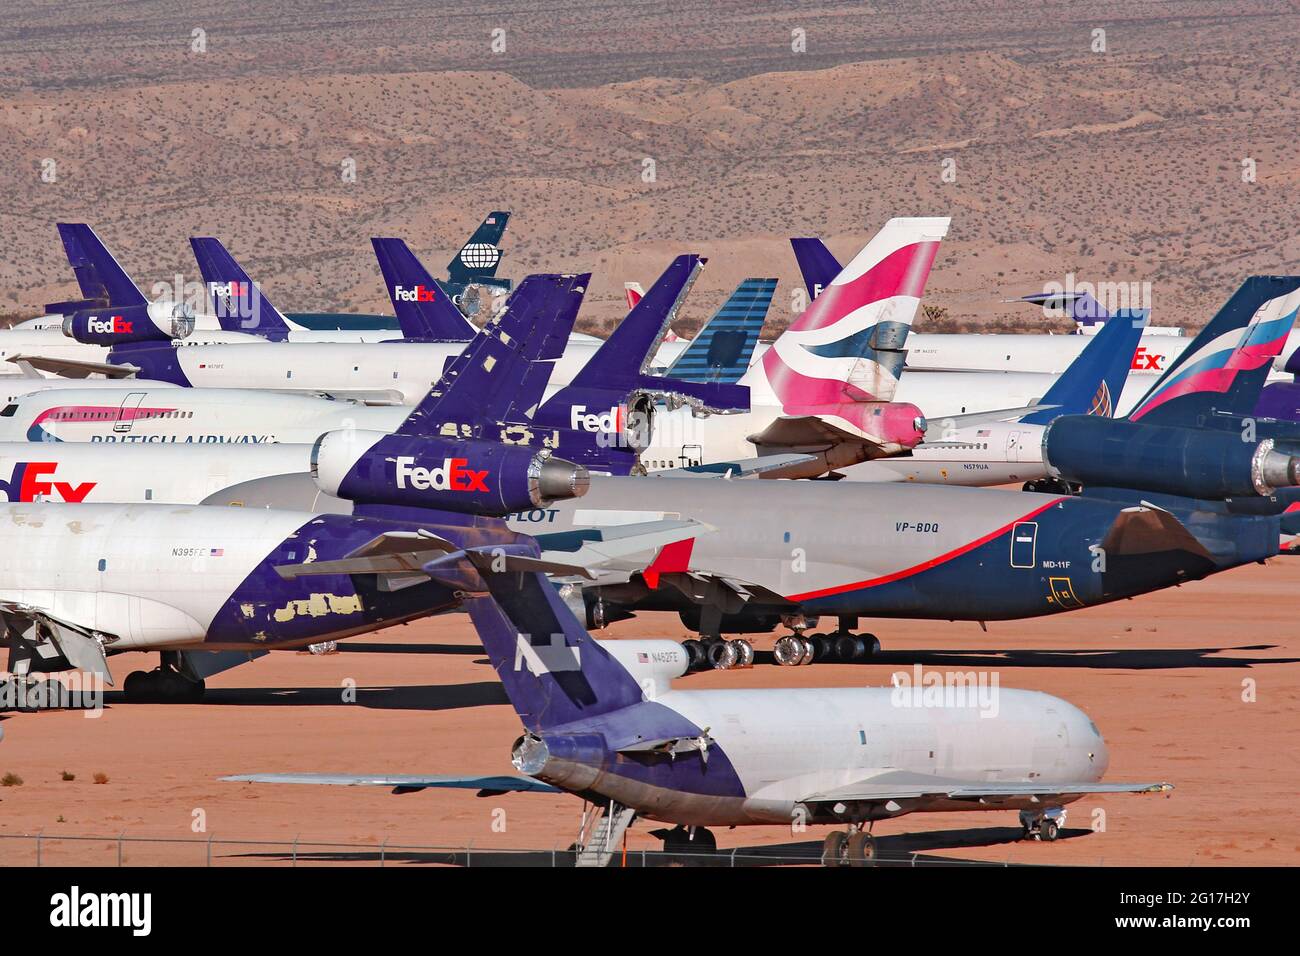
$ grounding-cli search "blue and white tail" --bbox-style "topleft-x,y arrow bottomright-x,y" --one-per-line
1126,277 -> 1300,426
665,277 -> 775,384
447,211 -> 511,291
1019,309 -> 1146,425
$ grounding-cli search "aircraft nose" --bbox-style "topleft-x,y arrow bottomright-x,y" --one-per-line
1085,717 -> 1110,779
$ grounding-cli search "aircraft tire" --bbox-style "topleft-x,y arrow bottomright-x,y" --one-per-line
834,635 -> 865,661
846,831 -> 876,867
821,831 -> 848,867
1041,819 -> 1060,842
773,636 -> 803,666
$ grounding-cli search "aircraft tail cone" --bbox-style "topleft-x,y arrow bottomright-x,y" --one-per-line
534,455 -> 590,505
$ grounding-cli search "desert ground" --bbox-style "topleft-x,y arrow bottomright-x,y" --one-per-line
0,555 -> 1294,868
3,2 -> 1300,334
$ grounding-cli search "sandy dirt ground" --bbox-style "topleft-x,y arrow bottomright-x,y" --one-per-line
0,557 -> 1296,868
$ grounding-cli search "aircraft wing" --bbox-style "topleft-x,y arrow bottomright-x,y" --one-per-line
0,599 -> 115,683
8,354 -> 139,379
800,770 -> 1172,805
222,773 -> 561,796
535,519 -> 713,583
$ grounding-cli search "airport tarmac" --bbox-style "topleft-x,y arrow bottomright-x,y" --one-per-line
0,558 -> 1295,867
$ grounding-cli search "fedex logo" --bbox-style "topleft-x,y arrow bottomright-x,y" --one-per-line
209,281 -> 249,301
570,405 -> 622,434
86,315 -> 133,335
394,455 -> 489,492
393,285 -> 440,302
1132,347 -> 1164,371
0,462 -> 96,503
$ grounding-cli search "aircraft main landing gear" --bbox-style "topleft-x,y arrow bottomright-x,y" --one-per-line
656,825 -> 717,864
682,637 -> 753,671
822,825 -> 877,867
774,618 -> 881,666
122,665 -> 205,703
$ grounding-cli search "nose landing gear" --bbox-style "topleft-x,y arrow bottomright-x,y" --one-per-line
1019,807 -> 1066,841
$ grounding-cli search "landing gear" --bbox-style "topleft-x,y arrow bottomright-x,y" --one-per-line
1019,807 -> 1066,842
774,630 -> 880,665
822,825 -> 876,867
123,665 -> 205,703
684,636 -> 753,671
1023,477 -> 1077,495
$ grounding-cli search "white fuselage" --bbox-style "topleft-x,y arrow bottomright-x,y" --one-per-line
0,442 -> 311,504
0,503 -> 309,650
904,329 -> 1297,379
0,386 -> 410,445
637,373 -> 1152,473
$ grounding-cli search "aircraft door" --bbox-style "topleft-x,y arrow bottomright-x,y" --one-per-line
1004,429 -> 1023,459
114,392 -> 147,433
679,444 -> 703,467
1009,521 -> 1037,568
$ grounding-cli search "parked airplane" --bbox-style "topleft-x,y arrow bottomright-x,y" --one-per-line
0,273 -> 694,700
225,550 -> 1172,865
439,210 -> 513,314
842,306 -> 1146,488
182,278 -> 1300,677
0,255 -> 759,447
66,253 -> 715,405
792,236 -> 1299,379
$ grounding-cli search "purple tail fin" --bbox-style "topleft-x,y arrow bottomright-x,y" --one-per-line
372,238 -> 477,342
462,564 -> 645,732
1018,290 -> 1110,327
190,238 -> 292,340
790,237 -> 843,302
396,273 -> 588,433
55,223 -> 147,309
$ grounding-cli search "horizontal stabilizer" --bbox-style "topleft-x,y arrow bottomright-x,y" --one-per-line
934,404 -> 1057,429
8,354 -> 139,379
222,772 -> 560,796
1100,504 -> 1213,561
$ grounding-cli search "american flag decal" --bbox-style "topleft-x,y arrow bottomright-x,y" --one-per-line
210,548 -> 224,557
637,652 -> 649,663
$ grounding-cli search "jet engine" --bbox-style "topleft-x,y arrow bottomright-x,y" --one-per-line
63,300 -> 195,345
1042,415 -> 1300,499
311,429 -> 589,517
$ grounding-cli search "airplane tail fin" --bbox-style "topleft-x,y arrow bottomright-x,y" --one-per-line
462,565 -> 646,732
372,237 -> 477,342
790,237 -> 843,302
538,255 -> 749,417
55,223 -> 147,309
396,273 -> 589,433
1126,276 -> 1300,426
665,278 -> 775,384
190,238 -> 293,339
446,211 -> 511,289
744,217 -> 950,408
1018,309 -> 1147,425
1017,290 -> 1110,328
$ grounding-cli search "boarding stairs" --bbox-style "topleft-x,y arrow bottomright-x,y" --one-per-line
573,802 -> 636,867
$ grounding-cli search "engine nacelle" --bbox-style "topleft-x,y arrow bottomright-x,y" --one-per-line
63,300 -> 195,345
311,429 -> 589,517
538,390 -> 655,453
1043,415 -> 1300,499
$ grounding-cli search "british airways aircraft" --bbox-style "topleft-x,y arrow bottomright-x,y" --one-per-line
225,554 -> 1172,865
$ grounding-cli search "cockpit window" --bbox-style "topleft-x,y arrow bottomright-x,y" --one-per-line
0,404 -> 16,417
